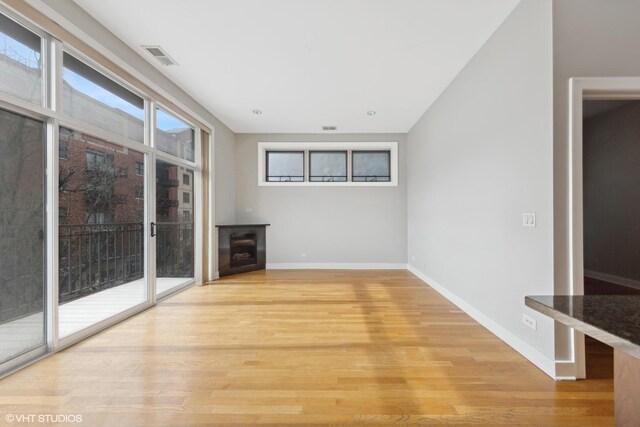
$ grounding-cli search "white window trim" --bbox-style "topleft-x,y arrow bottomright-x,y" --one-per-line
258,141 -> 398,187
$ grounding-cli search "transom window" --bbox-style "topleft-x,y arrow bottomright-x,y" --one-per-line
156,108 -> 195,162
352,151 -> 391,182
0,14 -> 43,105
309,151 -> 347,182
63,52 -> 145,143
266,151 -> 304,182
258,142 -> 397,186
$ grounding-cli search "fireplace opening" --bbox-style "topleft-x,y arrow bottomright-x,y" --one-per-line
230,232 -> 258,268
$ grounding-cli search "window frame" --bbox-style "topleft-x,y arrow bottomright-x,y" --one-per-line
258,141 -> 398,186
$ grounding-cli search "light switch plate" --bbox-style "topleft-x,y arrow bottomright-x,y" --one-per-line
522,213 -> 536,227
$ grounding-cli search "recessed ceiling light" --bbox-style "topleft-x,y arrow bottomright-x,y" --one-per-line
252,109 -> 262,115
366,110 -> 376,116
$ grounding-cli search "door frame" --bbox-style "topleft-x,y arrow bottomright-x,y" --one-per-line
568,77 -> 640,379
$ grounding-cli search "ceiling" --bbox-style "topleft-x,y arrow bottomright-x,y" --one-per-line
72,0 -> 520,134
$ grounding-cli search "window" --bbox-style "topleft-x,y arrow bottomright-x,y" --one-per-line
258,142 -> 397,186
86,211 -> 111,224
183,173 -> 190,185
86,151 -> 111,170
352,151 -> 391,182
183,210 -> 190,222
266,151 -> 304,182
183,192 -> 190,204
59,141 -> 68,159
134,162 -> 144,176
0,14 -> 42,104
62,52 -> 144,142
156,108 -> 195,161
310,151 -> 347,182
135,186 -> 143,199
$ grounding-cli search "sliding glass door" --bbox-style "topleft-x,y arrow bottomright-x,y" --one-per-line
154,108 -> 196,296
57,128 -> 147,338
0,108 -> 46,365
155,160 -> 194,296
0,8 -> 204,375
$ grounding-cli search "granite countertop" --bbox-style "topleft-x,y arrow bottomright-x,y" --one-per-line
215,224 -> 270,227
525,295 -> 640,358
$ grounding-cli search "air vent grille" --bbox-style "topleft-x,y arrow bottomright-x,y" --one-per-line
141,45 -> 177,66
322,126 -> 337,131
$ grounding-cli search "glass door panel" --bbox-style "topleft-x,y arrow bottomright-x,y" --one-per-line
155,159 -> 194,295
0,108 -> 46,364
58,127 -> 146,338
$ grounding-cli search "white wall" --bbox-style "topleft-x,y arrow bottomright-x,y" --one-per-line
235,133 -> 407,266
583,102 -> 640,284
407,0 -> 555,368
552,0 -> 640,359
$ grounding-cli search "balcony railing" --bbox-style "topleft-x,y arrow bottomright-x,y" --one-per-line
59,223 -> 144,304
59,222 -> 193,305
156,222 -> 194,278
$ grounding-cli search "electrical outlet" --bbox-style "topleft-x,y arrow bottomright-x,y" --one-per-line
523,313 -> 537,330
411,256 -> 416,262
300,252 -> 308,258
245,208 -> 253,213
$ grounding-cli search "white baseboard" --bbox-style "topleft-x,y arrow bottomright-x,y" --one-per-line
554,360 -> 578,380
584,269 -> 640,290
267,262 -> 408,270
407,265 -> 558,380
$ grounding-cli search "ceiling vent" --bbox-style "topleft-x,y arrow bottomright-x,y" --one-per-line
322,125 -> 337,131
141,45 -> 177,66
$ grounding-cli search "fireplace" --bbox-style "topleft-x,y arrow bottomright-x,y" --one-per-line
230,232 -> 257,267
217,224 -> 269,276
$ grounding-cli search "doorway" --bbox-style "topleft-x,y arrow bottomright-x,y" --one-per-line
568,77 -> 640,379
581,99 -> 640,378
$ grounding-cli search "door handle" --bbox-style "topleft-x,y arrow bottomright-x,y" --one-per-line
150,222 -> 156,237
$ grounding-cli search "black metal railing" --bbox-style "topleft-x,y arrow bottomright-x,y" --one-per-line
156,222 -> 194,278
266,175 -> 304,182
59,223 -> 144,304
309,175 -> 348,182
58,222 -> 194,304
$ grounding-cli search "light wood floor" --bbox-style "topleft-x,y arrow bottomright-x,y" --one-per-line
0,270 -> 613,426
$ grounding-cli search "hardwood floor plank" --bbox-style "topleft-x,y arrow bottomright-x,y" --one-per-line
0,270 -> 613,425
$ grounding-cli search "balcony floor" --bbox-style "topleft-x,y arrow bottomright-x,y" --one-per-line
0,277 -> 191,363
